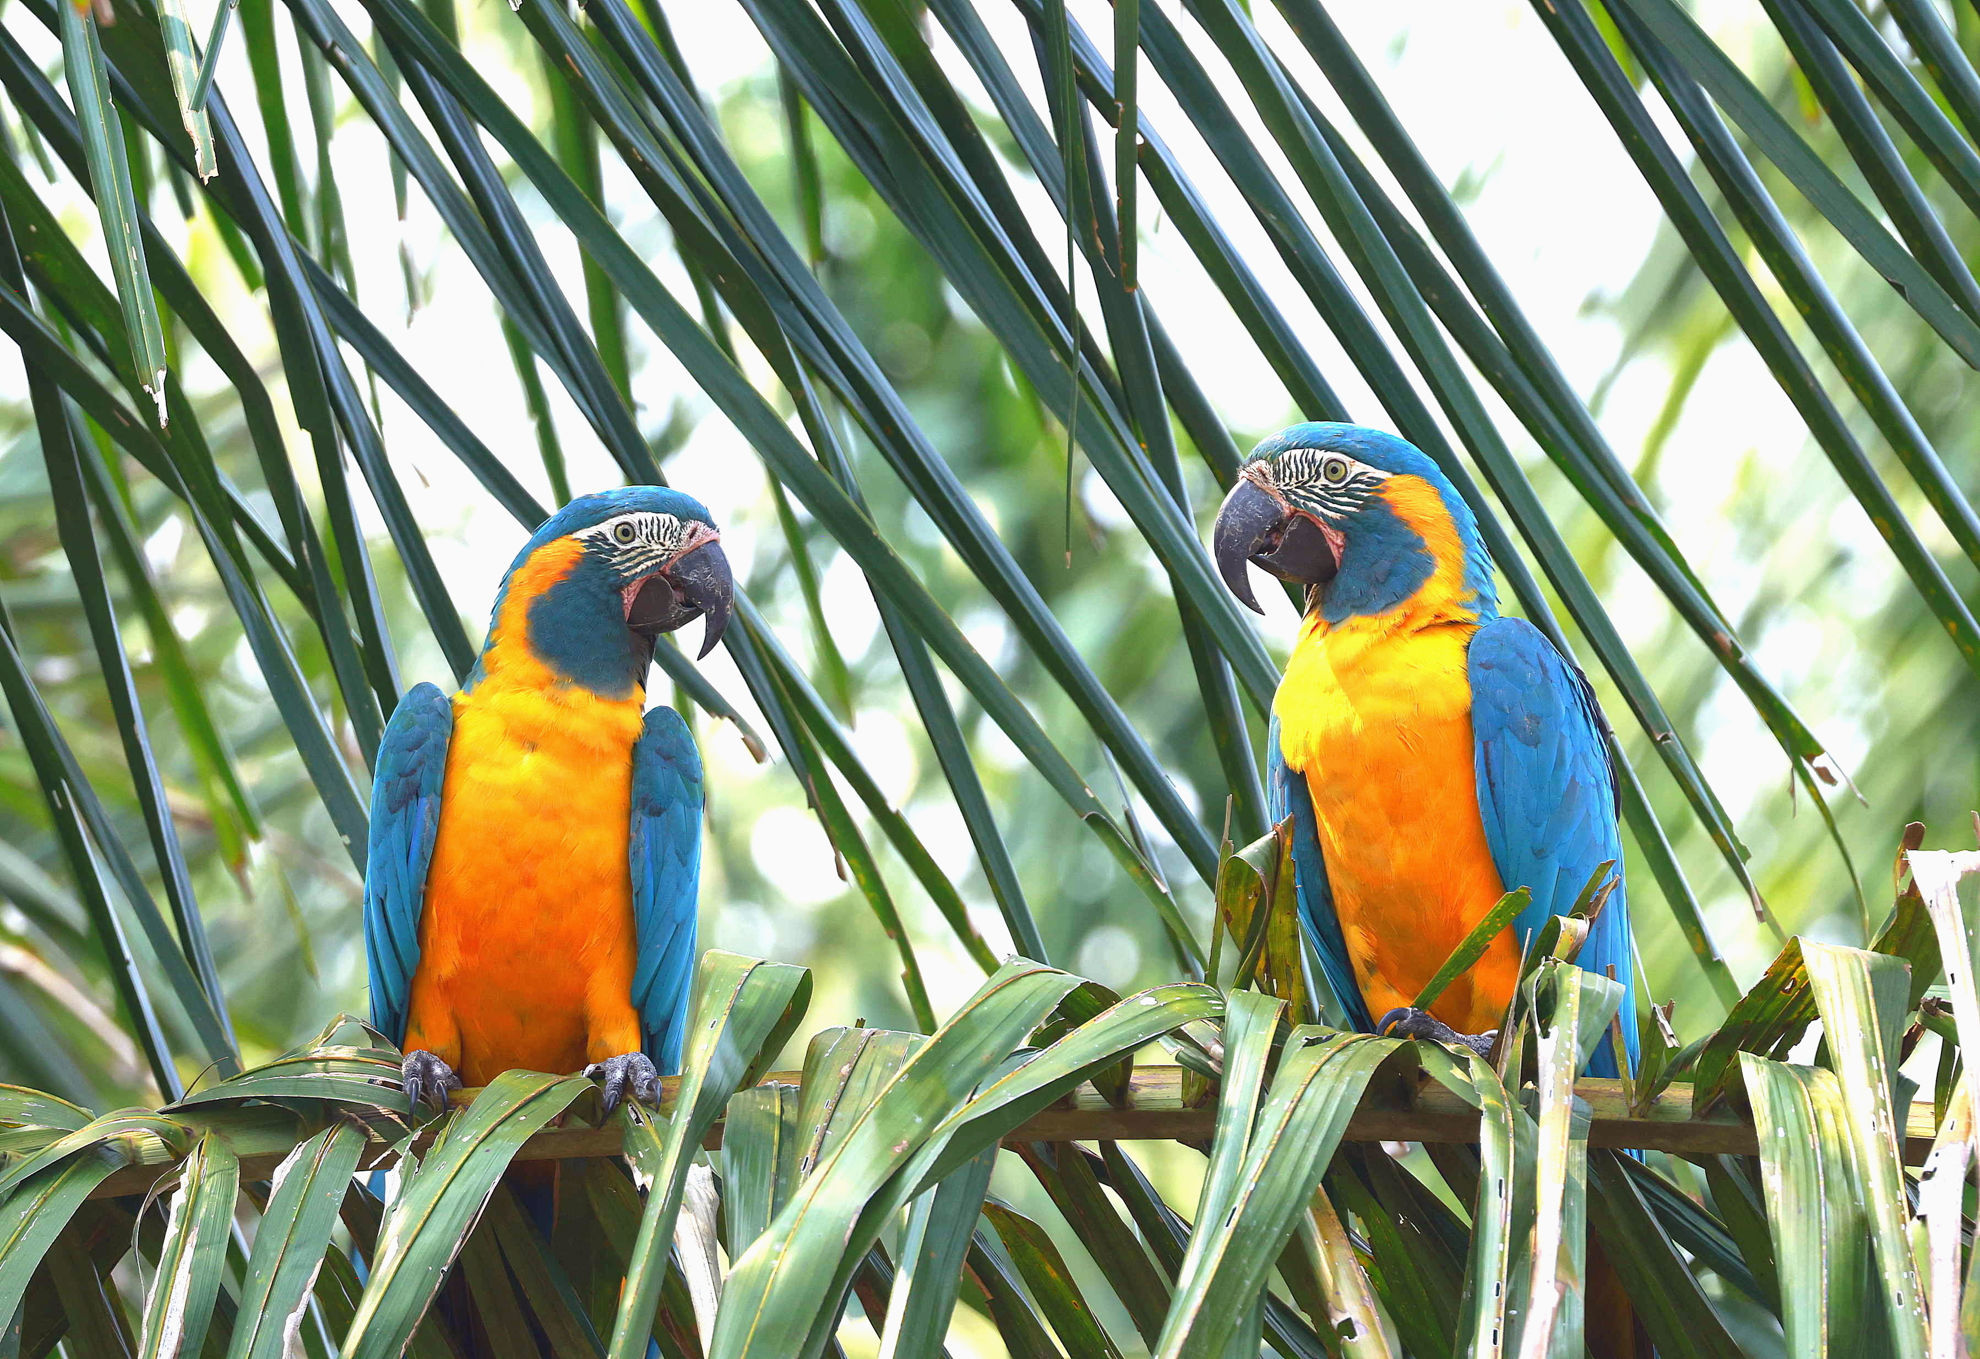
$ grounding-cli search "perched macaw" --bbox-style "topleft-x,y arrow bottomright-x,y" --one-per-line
1212,423 -> 1636,1076
364,488 -> 734,1113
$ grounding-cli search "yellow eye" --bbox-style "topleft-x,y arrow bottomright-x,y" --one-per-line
613,521 -> 637,544
1322,457 -> 1350,483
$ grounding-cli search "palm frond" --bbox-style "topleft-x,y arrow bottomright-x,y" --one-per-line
3,0 -> 1980,1349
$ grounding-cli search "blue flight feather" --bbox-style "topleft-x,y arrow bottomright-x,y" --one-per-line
1468,617 -> 1638,1077
363,684 -> 452,1046
1267,714 -> 1372,1032
629,706 -> 703,1075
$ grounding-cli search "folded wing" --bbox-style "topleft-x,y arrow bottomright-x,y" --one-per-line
629,705 -> 704,1073
363,684 -> 453,1046
1468,617 -> 1637,1076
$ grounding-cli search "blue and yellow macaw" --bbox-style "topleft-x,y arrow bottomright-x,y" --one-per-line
1213,423 -> 1636,1076
364,488 -> 733,1112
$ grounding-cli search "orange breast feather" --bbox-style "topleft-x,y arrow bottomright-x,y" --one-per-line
403,539 -> 650,1085
1273,475 -> 1518,1034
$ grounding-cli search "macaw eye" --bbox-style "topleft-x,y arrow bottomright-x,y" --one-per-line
613,521 -> 637,545
1321,457 -> 1350,483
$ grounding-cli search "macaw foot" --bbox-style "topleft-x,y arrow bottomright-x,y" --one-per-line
1376,1007 -> 1497,1059
402,1049 -> 463,1112
583,1051 -> 661,1116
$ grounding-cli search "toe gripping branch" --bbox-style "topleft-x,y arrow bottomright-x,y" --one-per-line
396,1049 -> 662,1117
583,1051 -> 661,1115
402,1049 -> 464,1111
1376,1007 -> 1499,1060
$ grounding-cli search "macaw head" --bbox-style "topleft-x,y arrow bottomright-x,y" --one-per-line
478,487 -> 733,698
1212,422 -> 1496,625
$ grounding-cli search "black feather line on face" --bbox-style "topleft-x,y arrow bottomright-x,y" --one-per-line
1268,448 -> 1387,522
577,512 -> 696,577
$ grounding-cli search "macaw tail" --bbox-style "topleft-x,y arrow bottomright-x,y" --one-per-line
495,1162 -> 666,1359
504,1161 -> 559,1238
1587,1238 -> 1653,1357
1587,1150 -> 1661,1358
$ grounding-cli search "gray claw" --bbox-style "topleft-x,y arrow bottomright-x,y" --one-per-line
1376,1007 -> 1497,1059
583,1051 -> 661,1115
402,1049 -> 463,1112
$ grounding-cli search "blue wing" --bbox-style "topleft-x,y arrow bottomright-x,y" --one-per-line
1268,714 -> 1372,1032
1468,618 -> 1638,1076
629,706 -> 704,1075
364,684 -> 453,1046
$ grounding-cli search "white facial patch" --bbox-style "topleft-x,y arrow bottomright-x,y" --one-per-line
576,511 -> 696,560
575,512 -> 718,620
1270,448 -> 1389,521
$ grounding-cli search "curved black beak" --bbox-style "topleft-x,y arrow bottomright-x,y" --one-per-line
1213,481 -> 1285,613
1212,479 -> 1338,615
626,540 -> 734,658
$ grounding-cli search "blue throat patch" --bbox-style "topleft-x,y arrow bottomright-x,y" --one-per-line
1318,495 -> 1437,624
463,485 -> 713,698
465,549 -> 652,699
525,558 -> 654,698
1252,422 -> 1498,623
